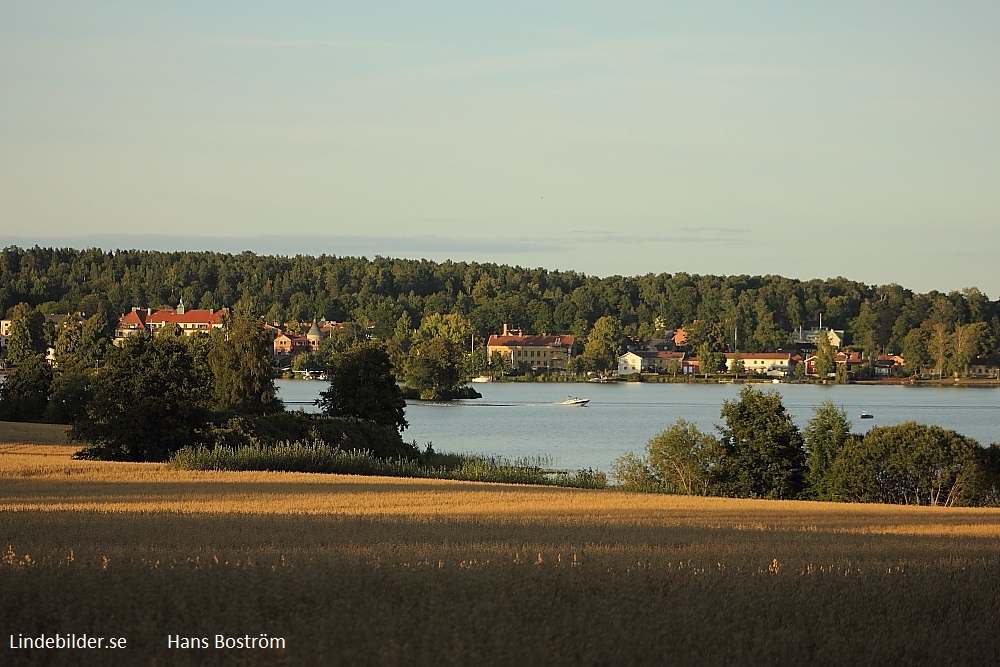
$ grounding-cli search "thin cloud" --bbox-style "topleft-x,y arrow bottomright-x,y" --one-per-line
207,37 -> 417,50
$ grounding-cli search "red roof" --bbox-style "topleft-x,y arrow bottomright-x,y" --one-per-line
146,309 -> 225,326
723,352 -> 794,360
118,310 -> 146,327
487,334 -> 575,348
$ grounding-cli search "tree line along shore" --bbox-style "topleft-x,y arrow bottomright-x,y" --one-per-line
1,245 -> 998,506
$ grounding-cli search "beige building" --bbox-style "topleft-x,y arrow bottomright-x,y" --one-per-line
486,327 -> 576,372
113,300 -> 227,345
724,352 -> 799,377
618,350 -> 685,375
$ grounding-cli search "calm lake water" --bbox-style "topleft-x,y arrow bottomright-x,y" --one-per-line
275,380 -> 1000,472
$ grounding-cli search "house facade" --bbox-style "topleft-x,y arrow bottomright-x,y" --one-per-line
0,319 -> 10,351
486,327 -> 576,372
114,300 -> 227,345
793,328 -> 846,348
724,352 -> 799,377
618,350 -> 685,375
273,332 -> 316,358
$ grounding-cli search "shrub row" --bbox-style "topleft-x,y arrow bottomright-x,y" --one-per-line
168,440 -> 607,489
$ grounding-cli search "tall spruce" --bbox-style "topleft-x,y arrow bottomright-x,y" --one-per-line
208,309 -> 282,415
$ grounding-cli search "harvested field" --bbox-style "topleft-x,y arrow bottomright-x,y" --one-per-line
2,444 -> 999,666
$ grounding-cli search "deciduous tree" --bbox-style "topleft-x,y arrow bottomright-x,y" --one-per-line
71,335 -> 212,461
582,316 -> 623,372
646,419 -> 721,495
716,386 -> 806,499
826,423 -> 985,506
319,341 -> 407,433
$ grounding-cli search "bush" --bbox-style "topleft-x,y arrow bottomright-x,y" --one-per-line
170,440 -> 425,476
170,440 -> 607,489
204,411 -> 419,460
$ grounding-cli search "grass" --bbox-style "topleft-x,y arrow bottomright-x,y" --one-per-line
168,441 -> 607,488
2,444 -> 1000,666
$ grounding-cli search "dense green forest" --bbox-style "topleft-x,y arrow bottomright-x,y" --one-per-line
2,245 -> 998,369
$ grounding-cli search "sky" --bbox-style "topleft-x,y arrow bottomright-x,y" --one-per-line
2,1 -> 999,296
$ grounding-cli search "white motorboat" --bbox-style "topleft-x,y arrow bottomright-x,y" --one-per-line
558,397 -> 590,406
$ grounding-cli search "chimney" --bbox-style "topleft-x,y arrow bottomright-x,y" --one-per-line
502,323 -> 508,336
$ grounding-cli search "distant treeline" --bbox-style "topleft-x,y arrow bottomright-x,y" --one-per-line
2,246 -> 998,364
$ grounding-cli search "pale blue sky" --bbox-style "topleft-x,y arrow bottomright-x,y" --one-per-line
2,2 -> 998,295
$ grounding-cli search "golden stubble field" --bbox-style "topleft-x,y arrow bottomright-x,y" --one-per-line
2,443 -> 1000,667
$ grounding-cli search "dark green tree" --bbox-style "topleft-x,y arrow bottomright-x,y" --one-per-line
70,335 -> 212,461
826,423 -> 985,506
5,303 -> 47,365
582,316 -> 623,372
208,310 -> 282,415
404,338 -> 463,400
0,354 -> 53,421
319,341 -> 408,433
45,362 -> 92,424
715,386 -> 806,499
803,400 -> 854,499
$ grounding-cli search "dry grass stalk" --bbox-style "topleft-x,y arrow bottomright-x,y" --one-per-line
3,444 -> 1000,666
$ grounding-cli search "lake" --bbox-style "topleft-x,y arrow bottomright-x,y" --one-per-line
274,380 -> 1000,472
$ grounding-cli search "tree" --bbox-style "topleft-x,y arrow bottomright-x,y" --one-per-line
849,301 -> 880,360
404,338 -> 464,400
208,310 -> 282,415
826,423 -> 985,506
951,322 -> 986,377
730,350 -> 745,376
319,341 -> 408,433
927,322 -> 951,379
582,316 -> 623,372
715,386 -> 806,499
834,361 -> 849,384
813,331 -> 835,379
803,400 -> 854,499
610,452 -> 661,492
52,317 -> 83,368
45,362 -> 91,424
696,343 -> 720,378
413,312 -> 474,348
71,335 -> 212,461
901,327 -> 931,376
0,354 -> 53,421
646,419 -> 721,495
488,350 -> 512,379
5,303 -> 47,365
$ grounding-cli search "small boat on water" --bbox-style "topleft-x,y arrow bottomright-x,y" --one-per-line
558,397 -> 590,407
859,411 -> 874,419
